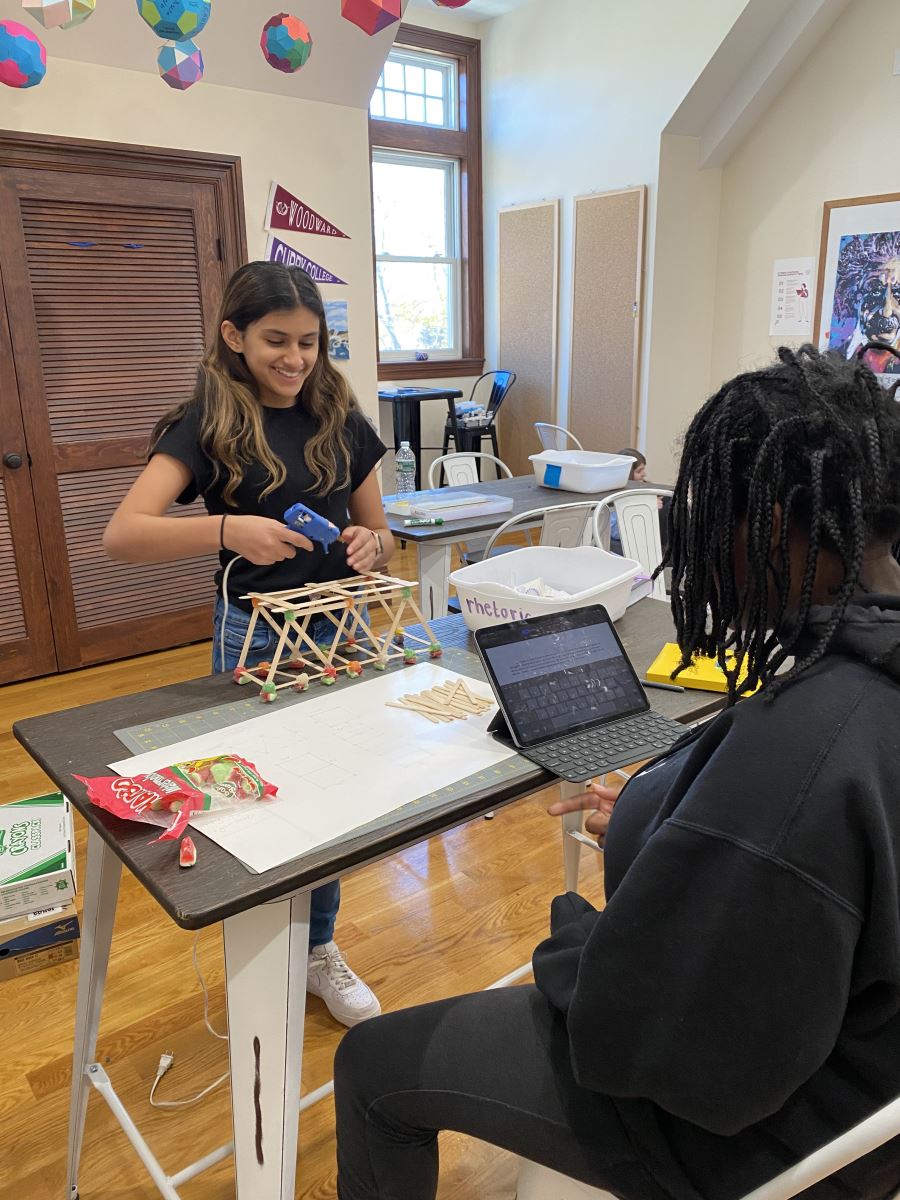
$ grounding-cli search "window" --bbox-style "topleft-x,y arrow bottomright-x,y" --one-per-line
373,151 -> 461,359
369,25 -> 484,381
371,50 -> 457,129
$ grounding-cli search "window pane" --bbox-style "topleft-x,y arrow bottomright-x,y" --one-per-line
376,262 -> 454,354
373,159 -> 452,257
425,68 -> 444,98
405,64 -> 425,94
405,94 -> 425,124
384,60 -> 404,90
369,90 -> 385,118
426,98 -> 445,126
385,90 -> 406,121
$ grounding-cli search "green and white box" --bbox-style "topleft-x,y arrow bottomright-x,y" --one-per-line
0,793 -> 77,920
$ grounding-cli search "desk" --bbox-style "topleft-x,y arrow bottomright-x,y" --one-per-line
385,474 -> 648,620
378,386 -> 464,490
13,608 -> 720,1200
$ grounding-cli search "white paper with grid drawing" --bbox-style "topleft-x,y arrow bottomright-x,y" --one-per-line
109,664 -> 512,873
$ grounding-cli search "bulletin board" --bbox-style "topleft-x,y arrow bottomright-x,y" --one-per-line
568,186 -> 646,453
497,200 -> 559,475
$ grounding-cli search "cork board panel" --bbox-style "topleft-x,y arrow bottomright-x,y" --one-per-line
497,201 -> 559,475
569,187 -> 646,453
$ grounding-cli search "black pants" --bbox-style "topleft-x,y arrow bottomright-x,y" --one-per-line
334,985 -> 669,1200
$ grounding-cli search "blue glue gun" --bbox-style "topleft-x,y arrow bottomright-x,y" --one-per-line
283,503 -> 343,552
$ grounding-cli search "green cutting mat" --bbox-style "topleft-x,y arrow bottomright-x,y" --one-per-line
113,646 -> 536,824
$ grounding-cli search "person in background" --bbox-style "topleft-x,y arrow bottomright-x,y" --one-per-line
609,447 -> 663,555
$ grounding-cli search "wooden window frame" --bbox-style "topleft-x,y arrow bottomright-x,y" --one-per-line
370,24 -> 484,381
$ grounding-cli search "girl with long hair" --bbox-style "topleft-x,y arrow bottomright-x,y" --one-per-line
105,261 -> 392,1027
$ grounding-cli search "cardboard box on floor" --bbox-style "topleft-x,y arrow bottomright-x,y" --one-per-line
0,903 -> 80,981
0,792 -> 77,920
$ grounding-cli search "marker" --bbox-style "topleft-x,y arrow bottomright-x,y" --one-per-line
642,679 -> 685,693
404,517 -> 444,527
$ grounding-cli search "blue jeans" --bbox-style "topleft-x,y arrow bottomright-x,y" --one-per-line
212,597 -> 341,947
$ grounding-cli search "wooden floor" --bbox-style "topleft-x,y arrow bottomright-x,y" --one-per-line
0,548 -> 606,1199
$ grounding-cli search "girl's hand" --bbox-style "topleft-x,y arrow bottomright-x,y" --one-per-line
343,525 -> 378,572
223,515 -> 313,565
547,780 -> 624,845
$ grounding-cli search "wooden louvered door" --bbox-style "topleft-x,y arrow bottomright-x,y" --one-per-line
0,282 -> 56,683
0,161 -> 235,675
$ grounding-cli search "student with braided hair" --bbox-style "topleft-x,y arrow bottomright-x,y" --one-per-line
333,346 -> 900,1200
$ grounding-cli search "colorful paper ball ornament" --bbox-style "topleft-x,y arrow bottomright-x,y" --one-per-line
136,0 -> 211,42
61,0 -> 96,28
22,0 -> 71,30
341,0 -> 400,38
0,19 -> 46,88
157,37 -> 203,89
260,13 -> 312,73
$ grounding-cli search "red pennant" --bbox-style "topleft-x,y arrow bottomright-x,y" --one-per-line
266,182 -> 350,239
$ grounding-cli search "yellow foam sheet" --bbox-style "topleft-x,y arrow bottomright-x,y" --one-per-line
645,642 -> 755,693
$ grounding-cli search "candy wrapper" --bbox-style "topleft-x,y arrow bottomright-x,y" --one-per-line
73,755 -> 277,842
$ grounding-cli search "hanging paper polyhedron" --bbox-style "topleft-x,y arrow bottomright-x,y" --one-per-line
136,0 -> 211,42
158,37 -> 203,89
260,13 -> 312,74
0,19 -> 46,88
340,0 -> 400,38
22,0 -> 71,30
61,0 -> 96,28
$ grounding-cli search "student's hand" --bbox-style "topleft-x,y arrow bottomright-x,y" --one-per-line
547,780 -> 624,845
342,525 -> 378,572
222,515 -> 313,565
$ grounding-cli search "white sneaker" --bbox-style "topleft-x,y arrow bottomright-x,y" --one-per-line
306,941 -> 381,1028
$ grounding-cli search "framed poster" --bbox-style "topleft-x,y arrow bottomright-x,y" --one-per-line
815,194 -> 900,378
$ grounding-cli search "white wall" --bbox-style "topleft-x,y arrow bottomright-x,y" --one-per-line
478,0 -> 748,451
710,0 -> 900,388
0,57 -> 381,424
643,135 -> 723,477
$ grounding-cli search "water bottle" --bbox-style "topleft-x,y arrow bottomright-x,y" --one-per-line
395,441 -> 416,495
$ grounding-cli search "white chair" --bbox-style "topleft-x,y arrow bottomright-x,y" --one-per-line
592,489 -> 673,602
535,422 -> 584,451
428,451 -> 513,489
482,502 -> 597,559
517,1091 -> 900,1198
428,452 -> 515,569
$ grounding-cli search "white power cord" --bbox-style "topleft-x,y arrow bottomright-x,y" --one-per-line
218,554 -> 244,674
148,931 -> 229,1110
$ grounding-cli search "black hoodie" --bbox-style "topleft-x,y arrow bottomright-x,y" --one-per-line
533,596 -> 900,1200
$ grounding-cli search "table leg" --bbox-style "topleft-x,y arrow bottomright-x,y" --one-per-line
417,540 -> 452,621
223,891 -> 310,1199
67,827 -> 122,1200
392,399 -> 424,490
445,398 -> 464,466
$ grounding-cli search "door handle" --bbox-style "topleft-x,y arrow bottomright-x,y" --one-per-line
2,453 -> 23,469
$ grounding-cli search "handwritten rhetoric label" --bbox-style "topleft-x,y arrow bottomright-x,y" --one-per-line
266,182 -> 349,239
265,235 -> 347,285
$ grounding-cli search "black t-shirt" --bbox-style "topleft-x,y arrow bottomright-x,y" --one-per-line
152,400 -> 386,609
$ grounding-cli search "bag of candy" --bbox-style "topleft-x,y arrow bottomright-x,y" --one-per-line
73,755 -> 277,842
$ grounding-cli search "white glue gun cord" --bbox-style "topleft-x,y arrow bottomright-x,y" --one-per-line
219,554 -> 244,674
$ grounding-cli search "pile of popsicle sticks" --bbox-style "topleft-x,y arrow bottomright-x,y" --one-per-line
386,678 -> 494,725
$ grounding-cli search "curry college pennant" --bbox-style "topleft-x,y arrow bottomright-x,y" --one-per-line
265,234 -> 347,285
266,182 -> 350,239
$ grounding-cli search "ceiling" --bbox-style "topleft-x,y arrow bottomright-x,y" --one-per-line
0,0 -> 411,107
407,0 -> 532,17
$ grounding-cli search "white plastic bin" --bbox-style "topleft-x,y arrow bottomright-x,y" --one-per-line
449,545 -> 639,631
529,450 -> 635,493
